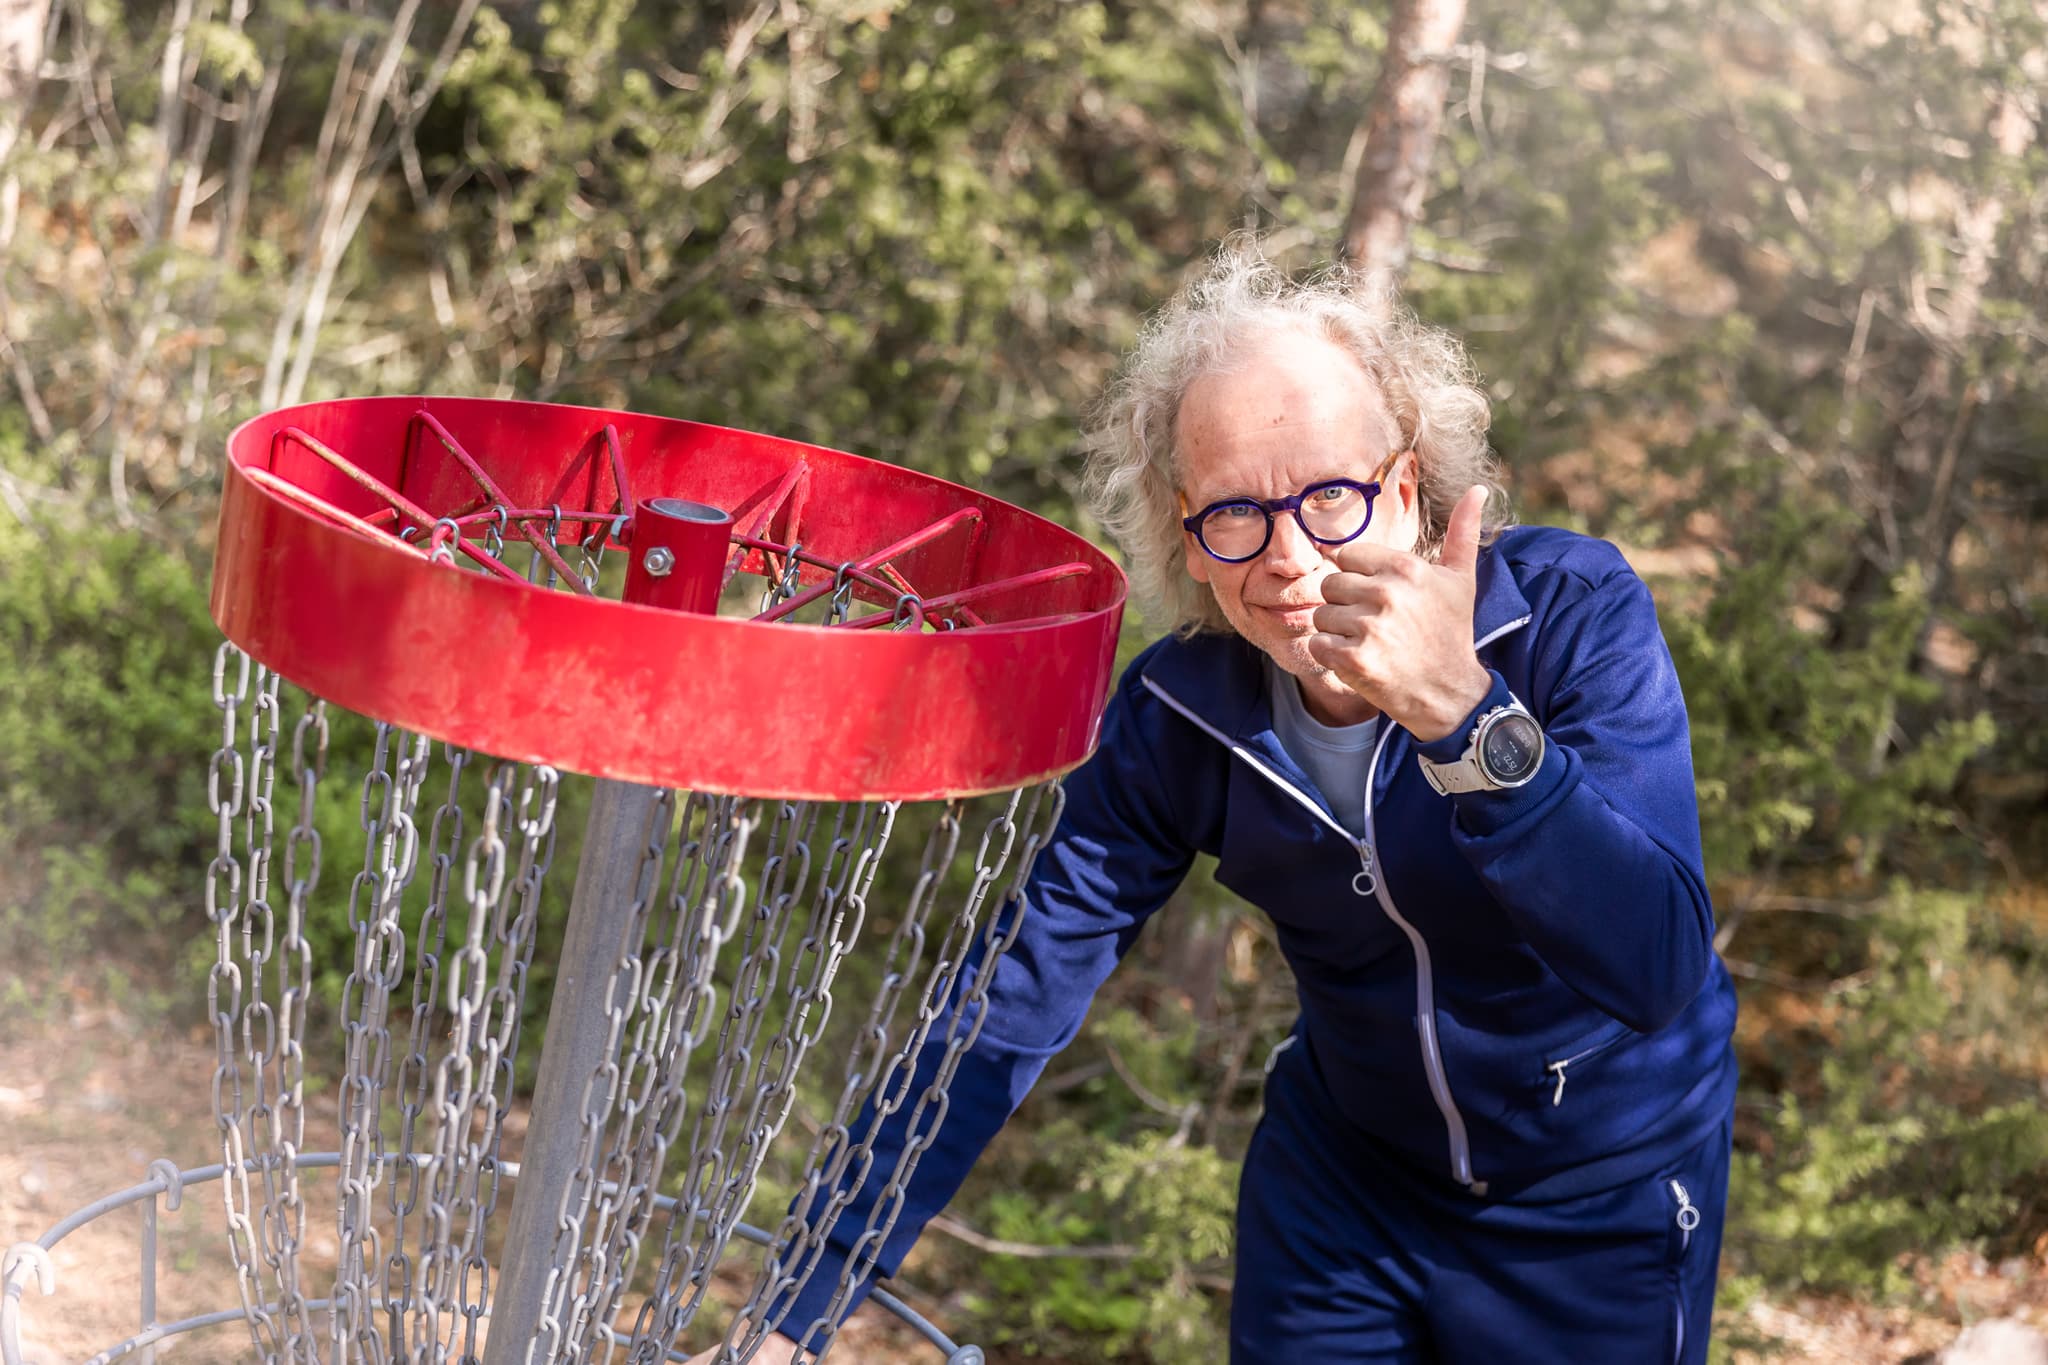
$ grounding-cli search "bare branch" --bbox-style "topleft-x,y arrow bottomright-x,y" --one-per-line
925,1214 -> 1140,1262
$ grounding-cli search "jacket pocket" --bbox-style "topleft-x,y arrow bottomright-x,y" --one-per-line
1539,1020 -> 1635,1108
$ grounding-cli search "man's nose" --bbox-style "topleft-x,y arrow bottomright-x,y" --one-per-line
1263,513 -> 1321,575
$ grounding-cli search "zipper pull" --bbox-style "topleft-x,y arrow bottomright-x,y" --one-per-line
1547,1059 -> 1569,1106
1670,1179 -> 1700,1236
1351,846 -> 1377,897
1670,1180 -> 1697,1222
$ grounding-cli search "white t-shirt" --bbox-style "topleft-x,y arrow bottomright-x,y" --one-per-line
1266,656 -> 1379,838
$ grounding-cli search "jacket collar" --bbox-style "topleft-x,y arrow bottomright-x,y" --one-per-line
1139,532 -> 1534,745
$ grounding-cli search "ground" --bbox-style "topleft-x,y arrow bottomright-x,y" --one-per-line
0,970 -> 936,1364
3,970 -> 2043,1363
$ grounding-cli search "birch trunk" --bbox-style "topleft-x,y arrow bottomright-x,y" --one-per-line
1339,0 -> 1467,290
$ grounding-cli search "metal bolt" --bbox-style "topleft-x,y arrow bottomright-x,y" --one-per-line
643,546 -> 675,578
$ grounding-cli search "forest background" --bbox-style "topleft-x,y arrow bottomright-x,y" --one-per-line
1,0 -> 2045,1360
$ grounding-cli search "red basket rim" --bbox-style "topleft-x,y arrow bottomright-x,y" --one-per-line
211,396 -> 1127,801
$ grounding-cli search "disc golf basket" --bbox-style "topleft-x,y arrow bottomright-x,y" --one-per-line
1,398 -> 1125,1364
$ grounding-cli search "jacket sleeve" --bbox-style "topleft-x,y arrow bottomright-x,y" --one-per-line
1416,561 -> 1715,1034
776,657 -> 1200,1347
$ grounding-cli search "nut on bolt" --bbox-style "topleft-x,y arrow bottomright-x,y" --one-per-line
643,546 -> 676,578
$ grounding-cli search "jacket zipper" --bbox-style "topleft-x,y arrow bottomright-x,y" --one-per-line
1139,676 -> 1487,1196
1357,724 -> 1485,1195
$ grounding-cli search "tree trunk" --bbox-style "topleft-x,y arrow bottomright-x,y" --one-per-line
1339,0 -> 1467,289
0,0 -> 49,163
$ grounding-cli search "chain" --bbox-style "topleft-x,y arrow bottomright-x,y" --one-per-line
207,644 -> 275,1357
329,726 -> 429,1362
612,800 -> 896,1363
468,761 -> 559,1363
385,744 -> 471,1357
574,514 -> 618,591
825,564 -> 856,625
250,667 -> 320,1362
530,506 -> 564,590
714,801 -> 965,1360
210,647 -> 334,1365
599,794 -> 771,1361
629,799 -> 819,1352
528,783 -> 679,1364
784,783 -> 1064,1363
198,635 -> 1061,1363
759,543 -> 806,615
614,795 -> 766,1360
278,699 -> 329,1358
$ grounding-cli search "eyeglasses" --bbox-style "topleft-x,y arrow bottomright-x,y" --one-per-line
1180,450 -> 1406,564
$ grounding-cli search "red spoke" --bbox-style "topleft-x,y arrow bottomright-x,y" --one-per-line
248,467 -> 529,587
452,506 -> 625,529
245,467 -> 421,550
275,427 -> 439,528
724,460 -> 811,587
753,508 -> 979,624
914,562 -> 1092,614
412,412 -> 592,593
602,423 -> 633,523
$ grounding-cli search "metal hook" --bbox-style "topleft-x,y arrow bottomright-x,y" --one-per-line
148,1157 -> 185,1211
829,561 -> 857,622
3,1241 -> 54,1296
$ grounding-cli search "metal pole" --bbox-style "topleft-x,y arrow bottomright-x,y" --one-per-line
485,499 -> 734,1365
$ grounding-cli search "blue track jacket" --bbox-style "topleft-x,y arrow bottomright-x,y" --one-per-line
782,525 -> 1740,1343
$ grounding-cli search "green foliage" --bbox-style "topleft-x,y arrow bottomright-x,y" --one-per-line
970,1191 -> 1150,1354
0,516 -> 218,964
1667,502 -> 1995,880
966,1127 -> 1238,1359
1728,890 -> 2048,1295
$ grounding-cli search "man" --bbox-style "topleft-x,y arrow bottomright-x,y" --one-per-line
695,241 -> 1738,1363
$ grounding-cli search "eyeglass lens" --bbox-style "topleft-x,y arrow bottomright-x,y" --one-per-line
1200,483 -> 1371,560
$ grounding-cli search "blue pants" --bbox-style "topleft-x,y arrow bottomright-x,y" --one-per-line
1230,1057 -> 1730,1364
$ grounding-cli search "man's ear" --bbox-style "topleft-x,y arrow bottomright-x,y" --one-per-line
1184,532 -> 1213,585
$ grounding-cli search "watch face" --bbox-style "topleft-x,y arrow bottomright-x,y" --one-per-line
1482,714 -> 1543,783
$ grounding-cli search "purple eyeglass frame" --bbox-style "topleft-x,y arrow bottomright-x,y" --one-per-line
1180,450 -> 1407,564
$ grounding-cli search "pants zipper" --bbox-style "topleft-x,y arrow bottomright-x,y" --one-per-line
1670,1179 -> 1698,1362
1670,1178 -> 1698,1250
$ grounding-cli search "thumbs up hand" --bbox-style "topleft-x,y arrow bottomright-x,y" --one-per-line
1307,485 -> 1493,743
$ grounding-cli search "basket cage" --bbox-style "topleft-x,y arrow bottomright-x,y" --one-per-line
4,398 -> 1128,1365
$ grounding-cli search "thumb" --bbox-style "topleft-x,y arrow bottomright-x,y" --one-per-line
1440,485 -> 1488,578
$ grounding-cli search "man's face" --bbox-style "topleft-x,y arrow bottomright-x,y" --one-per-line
1176,329 -> 1421,689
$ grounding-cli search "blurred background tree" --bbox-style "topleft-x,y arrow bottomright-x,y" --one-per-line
1,0 -> 2044,1360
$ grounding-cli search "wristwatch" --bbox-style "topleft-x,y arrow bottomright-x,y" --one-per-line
1418,700 -> 1546,795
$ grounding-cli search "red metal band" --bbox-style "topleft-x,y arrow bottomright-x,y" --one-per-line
212,397 -> 1127,800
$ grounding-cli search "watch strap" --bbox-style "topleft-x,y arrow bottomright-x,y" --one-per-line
1419,753 -> 1491,795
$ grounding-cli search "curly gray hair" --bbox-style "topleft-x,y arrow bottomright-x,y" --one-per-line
1082,236 -> 1510,636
